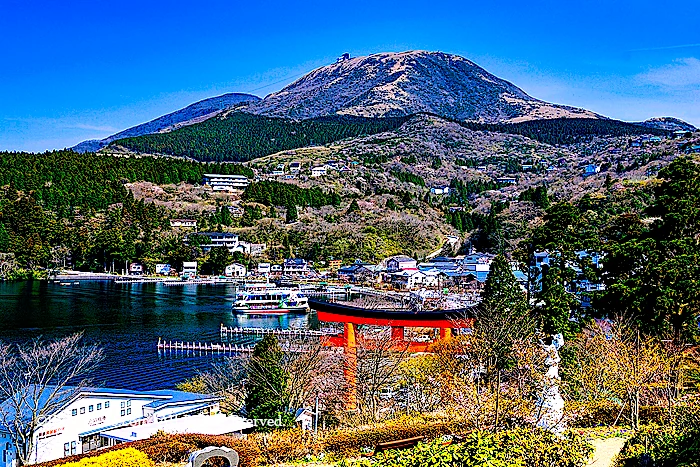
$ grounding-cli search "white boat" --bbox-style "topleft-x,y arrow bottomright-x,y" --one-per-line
232,287 -> 309,315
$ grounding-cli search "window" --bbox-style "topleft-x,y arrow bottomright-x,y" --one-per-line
126,408 -> 131,415
104,401 -> 110,408
89,405 -> 94,412
64,443 -> 70,457
126,400 -> 131,407
97,403 -> 102,410
80,407 -> 85,414
71,409 -> 77,416
120,410 -> 125,417
70,441 -> 77,455
120,401 -> 125,409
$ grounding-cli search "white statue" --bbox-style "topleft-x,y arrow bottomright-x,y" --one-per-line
535,333 -> 566,434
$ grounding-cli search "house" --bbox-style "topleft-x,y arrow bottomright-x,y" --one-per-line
182,262 -> 197,278
583,164 -> 601,177
128,263 -> 143,276
224,263 -> 247,277
155,264 -> 172,275
185,232 -> 246,254
310,166 -> 328,177
271,170 -> 285,177
270,264 -> 283,274
284,258 -> 309,275
390,269 -> 427,290
476,166 -> 488,172
294,408 -> 315,431
496,177 -> 517,185
169,219 -> 197,229
521,164 -> 534,171
338,261 -> 380,283
202,174 -> 249,191
649,136 -> 662,143
289,161 -> 301,173
0,386 -> 239,465
386,255 -> 417,273
247,244 -> 267,256
257,263 -> 271,275
227,206 -> 244,218
430,186 -> 450,195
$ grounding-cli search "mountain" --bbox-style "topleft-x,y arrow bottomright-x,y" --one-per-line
72,93 -> 260,153
246,51 -> 600,122
636,117 -> 697,133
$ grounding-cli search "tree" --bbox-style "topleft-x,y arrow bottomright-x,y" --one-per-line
477,254 -> 534,429
347,199 -> 360,214
0,333 -> 103,466
207,246 -> 232,275
285,204 -> 298,224
0,222 -> 9,252
244,335 -> 292,430
536,264 -> 580,339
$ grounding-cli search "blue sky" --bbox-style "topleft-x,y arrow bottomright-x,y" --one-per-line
2,0 -> 699,152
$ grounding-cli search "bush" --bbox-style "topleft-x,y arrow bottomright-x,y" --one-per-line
60,448 -> 153,467
567,401 -> 668,428
348,428 -> 593,467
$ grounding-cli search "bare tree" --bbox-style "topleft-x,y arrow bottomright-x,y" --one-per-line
0,333 -> 103,466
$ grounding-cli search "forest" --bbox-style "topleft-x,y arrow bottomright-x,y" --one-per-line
111,113 -> 412,162
459,117 -> 670,145
241,180 -> 342,208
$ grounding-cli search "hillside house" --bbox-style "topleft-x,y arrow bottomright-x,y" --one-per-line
169,219 -> 197,229
338,261 -> 380,283
257,263 -> 271,275
284,258 -> 310,275
496,177 -> 517,185
430,186 -> 450,195
583,164 -> 601,177
290,161 -> 301,173
202,174 -> 249,191
311,166 -> 328,177
270,264 -> 283,274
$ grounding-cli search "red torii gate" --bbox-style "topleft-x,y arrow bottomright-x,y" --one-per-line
312,300 -> 474,411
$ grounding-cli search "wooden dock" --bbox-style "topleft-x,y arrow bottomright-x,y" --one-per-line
157,338 -> 312,354
219,324 -> 340,338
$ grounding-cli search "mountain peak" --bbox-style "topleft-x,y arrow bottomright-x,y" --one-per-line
247,50 -> 599,122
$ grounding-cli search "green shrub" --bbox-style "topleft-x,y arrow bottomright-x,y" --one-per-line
567,401 -> 668,428
348,428 -> 593,467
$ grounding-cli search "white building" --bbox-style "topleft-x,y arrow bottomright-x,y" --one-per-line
430,186 -> 450,195
169,219 -> 197,229
182,262 -> 197,277
284,259 -> 310,275
386,255 -> 417,273
310,166 -> 328,177
391,270 -> 427,290
155,264 -> 172,275
202,174 -> 249,191
257,263 -> 271,275
0,387 -> 236,466
224,263 -> 247,277
128,263 -> 143,275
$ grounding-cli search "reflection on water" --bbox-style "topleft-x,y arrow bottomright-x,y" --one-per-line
0,281 -> 317,390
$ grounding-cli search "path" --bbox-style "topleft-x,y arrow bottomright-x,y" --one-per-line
588,437 -> 627,467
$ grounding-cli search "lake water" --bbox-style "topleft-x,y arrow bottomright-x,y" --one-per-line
0,281 -> 318,390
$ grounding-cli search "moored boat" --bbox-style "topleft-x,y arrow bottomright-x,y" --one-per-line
232,287 -> 309,315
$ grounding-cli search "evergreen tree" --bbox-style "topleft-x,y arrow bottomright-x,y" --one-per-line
207,246 -> 231,275
285,204 -> 298,224
0,222 -> 9,252
245,335 -> 293,429
481,254 -> 528,317
268,206 -> 277,218
537,264 -> 580,338
431,156 -> 442,169
347,199 -> 360,214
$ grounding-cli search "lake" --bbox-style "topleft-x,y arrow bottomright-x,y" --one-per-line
0,281 -> 318,390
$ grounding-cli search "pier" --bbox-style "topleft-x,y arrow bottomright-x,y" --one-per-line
157,338 -> 312,354
219,324 -> 340,338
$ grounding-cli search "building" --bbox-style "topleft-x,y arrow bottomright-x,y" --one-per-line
294,408 -> 315,431
202,174 -> 249,191
155,264 -> 172,275
224,263 -> 247,277
496,177 -> 517,185
327,259 -> 342,271
338,261 -> 380,283
386,255 -> 417,273
169,219 -> 197,229
0,386 -> 235,466
430,186 -> 450,195
257,263 -> 271,275
186,232 -> 242,253
289,161 -> 301,173
310,166 -> 328,177
583,164 -> 601,177
390,270 -> 427,290
284,258 -> 309,275
128,263 -> 143,276
182,262 -> 197,277
270,264 -> 283,274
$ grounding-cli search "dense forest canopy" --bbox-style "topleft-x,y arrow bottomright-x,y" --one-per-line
111,113 -> 412,162
459,117 -> 671,146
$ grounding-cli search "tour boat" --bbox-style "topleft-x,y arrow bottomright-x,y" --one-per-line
232,288 -> 310,315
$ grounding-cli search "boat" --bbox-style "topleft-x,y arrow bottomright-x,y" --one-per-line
232,288 -> 310,315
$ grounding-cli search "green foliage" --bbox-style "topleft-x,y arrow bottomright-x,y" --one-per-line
285,204 -> 298,224
518,185 -> 550,209
536,265 -> 581,338
350,429 -> 593,467
391,169 -> 426,187
206,245 -> 232,275
112,112 -> 411,162
245,335 -> 292,430
460,118 -> 670,146
431,157 -> 442,169
347,199 -> 361,213
243,180 -> 341,208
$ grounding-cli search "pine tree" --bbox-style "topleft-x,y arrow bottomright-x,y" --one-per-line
0,222 -> 9,252
245,335 -> 292,429
481,254 -> 528,317
285,204 -> 298,224
347,199 -> 360,214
